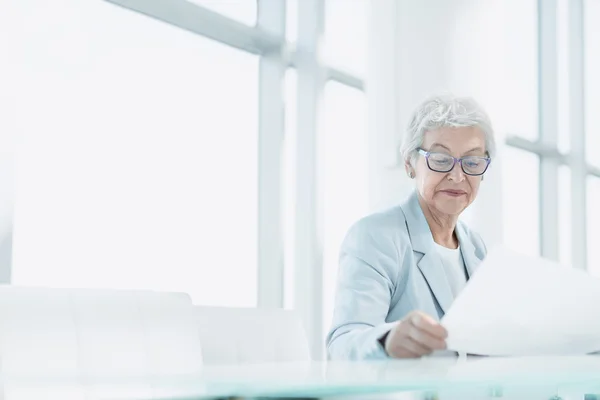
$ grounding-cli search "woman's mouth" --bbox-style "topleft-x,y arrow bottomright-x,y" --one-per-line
440,189 -> 467,197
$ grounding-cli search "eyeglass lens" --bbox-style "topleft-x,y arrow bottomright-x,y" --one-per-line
427,153 -> 487,175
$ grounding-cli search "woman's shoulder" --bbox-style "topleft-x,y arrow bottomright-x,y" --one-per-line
340,206 -> 411,283
344,205 -> 410,249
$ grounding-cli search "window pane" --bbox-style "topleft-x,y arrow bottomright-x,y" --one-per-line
320,82 -> 368,335
0,0 -> 17,274
557,0 -> 570,154
189,0 -> 257,26
502,147 -> 540,257
322,0 -> 368,76
283,69 -> 297,310
12,0 -> 259,307
585,0 -> 600,167
587,176 -> 600,277
558,166 -> 572,266
286,0 -> 298,43
500,0 -> 539,140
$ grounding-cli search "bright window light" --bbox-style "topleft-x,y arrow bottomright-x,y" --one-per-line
283,68 -> 297,310
558,165 -> 572,266
12,0 -> 259,307
322,0 -> 368,77
501,146 -> 540,257
319,81 -> 368,336
557,0 -> 571,154
587,176 -> 600,277
585,0 -> 600,168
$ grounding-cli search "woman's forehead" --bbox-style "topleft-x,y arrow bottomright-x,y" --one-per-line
422,127 -> 486,150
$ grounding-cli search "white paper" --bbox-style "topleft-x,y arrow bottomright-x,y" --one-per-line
441,246 -> 600,356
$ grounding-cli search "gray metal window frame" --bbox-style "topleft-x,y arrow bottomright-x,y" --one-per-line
104,0 -> 364,359
506,0 -> 597,268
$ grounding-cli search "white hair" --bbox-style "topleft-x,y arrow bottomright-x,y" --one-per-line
399,94 -> 496,165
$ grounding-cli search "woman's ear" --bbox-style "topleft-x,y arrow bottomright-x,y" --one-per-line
405,161 -> 415,179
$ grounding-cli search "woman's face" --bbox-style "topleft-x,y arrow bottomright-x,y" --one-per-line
408,126 -> 487,216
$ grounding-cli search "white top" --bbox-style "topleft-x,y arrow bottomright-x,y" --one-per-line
434,243 -> 467,298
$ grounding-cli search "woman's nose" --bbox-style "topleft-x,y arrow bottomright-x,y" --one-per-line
447,161 -> 466,181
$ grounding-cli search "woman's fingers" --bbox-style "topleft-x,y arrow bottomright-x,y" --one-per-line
410,312 -> 448,340
384,311 -> 448,358
406,324 -> 447,351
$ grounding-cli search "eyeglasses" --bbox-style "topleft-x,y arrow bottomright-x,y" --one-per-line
417,148 -> 491,176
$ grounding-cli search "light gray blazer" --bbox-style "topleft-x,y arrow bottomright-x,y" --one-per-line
326,191 -> 487,360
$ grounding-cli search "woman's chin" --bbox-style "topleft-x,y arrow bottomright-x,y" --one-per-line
436,199 -> 468,215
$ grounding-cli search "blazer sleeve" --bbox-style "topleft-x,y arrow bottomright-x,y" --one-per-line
325,216 -> 402,360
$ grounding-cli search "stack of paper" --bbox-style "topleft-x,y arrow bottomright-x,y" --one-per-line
441,246 -> 600,356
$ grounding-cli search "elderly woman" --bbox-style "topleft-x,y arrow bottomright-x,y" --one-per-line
326,95 -> 495,360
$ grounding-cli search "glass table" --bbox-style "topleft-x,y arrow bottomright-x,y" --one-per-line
1,356 -> 600,399
198,356 -> 600,399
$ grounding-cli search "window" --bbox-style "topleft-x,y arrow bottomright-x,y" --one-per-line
502,147 -> 540,257
558,166 -> 572,266
588,176 -> 600,277
286,0 -> 298,43
585,0 -> 600,167
283,69 -> 297,310
12,0 -> 259,307
189,0 -> 257,26
557,0 -> 571,154
319,81 -> 368,335
322,0 -> 368,76
502,0 -> 539,141
0,0 -> 16,277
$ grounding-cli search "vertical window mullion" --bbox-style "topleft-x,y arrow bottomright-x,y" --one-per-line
257,0 -> 286,308
294,0 -> 325,360
569,0 -> 587,270
538,0 -> 560,261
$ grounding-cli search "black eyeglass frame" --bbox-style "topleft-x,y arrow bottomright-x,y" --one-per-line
416,148 -> 491,176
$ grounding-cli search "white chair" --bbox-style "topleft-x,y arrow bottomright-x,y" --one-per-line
195,306 -> 311,365
0,286 -> 204,380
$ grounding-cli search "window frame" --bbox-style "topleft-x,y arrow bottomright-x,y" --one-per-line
99,0 -> 365,360
505,0 -> 599,269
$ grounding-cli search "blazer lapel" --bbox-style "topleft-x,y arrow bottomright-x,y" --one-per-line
400,192 -> 454,314
455,223 -> 484,279
415,252 -> 454,314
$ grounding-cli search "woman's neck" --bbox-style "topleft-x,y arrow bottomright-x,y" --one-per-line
418,196 -> 459,249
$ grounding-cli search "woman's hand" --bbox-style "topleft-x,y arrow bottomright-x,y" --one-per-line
384,311 -> 448,358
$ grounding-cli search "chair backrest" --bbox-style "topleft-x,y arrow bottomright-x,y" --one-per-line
195,306 -> 311,365
0,286 -> 203,378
